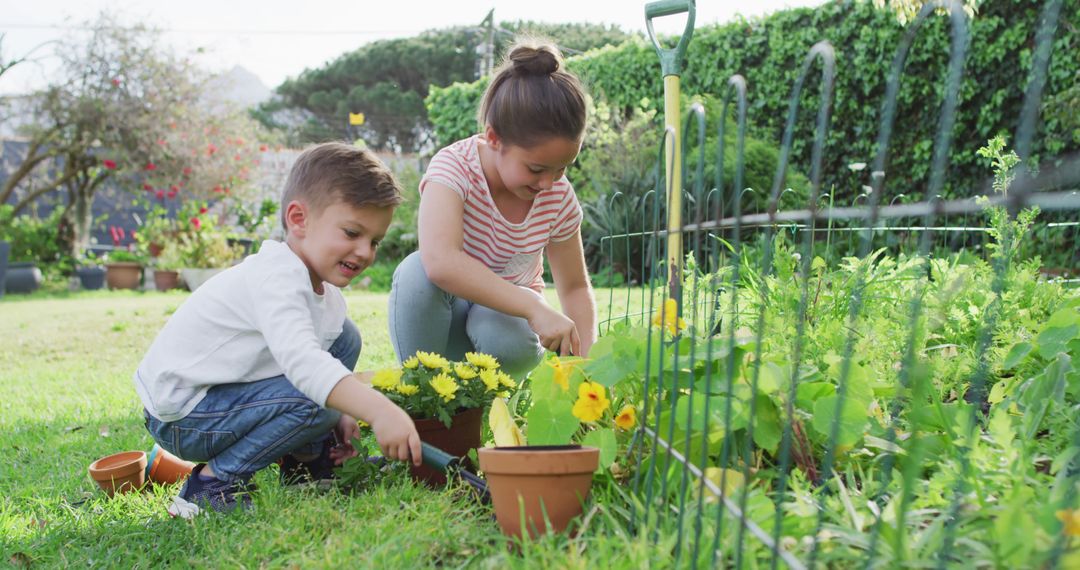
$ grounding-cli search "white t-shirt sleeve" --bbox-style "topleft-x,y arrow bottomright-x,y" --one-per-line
248,267 -> 351,407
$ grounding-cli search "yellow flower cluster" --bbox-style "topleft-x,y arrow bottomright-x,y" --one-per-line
572,380 -> 611,422
466,352 -> 499,369
416,350 -> 450,370
429,372 -> 458,402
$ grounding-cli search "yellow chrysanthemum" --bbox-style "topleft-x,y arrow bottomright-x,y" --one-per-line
466,351 -> 499,369
396,384 -> 419,396
371,368 -> 402,390
1058,509 -> 1080,537
429,372 -> 459,402
454,363 -> 478,380
402,356 -> 419,369
615,404 -> 637,430
479,369 -> 500,391
497,371 -> 516,388
652,298 -> 687,336
551,357 -> 569,391
572,381 -> 610,423
416,350 -> 451,370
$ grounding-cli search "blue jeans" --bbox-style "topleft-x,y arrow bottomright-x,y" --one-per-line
144,319 -> 362,483
388,252 -> 544,379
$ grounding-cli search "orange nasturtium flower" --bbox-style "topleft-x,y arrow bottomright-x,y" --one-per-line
572,381 -> 610,423
615,404 -> 637,430
652,298 -> 687,336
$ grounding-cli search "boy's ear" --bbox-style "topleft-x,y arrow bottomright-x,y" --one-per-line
484,125 -> 502,151
284,200 -> 308,237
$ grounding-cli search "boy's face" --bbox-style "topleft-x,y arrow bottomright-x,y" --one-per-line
287,199 -> 393,293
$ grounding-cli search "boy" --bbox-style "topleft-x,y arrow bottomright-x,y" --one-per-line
134,142 -> 421,518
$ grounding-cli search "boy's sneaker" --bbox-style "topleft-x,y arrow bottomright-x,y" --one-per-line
167,464 -> 253,519
279,435 -> 337,485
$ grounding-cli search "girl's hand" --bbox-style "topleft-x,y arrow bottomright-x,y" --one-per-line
527,304 -> 581,356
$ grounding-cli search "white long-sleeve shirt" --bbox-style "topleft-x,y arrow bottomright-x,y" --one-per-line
134,240 -> 351,422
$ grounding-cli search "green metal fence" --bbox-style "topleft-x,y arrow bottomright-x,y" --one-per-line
601,0 -> 1079,566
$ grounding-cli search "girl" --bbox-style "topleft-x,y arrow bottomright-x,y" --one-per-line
388,38 -> 596,378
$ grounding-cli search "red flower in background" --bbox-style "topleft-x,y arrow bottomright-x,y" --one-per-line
102,159 -> 117,170
156,190 -> 165,200
145,163 -> 157,171
166,190 -> 177,199
259,144 -> 268,152
199,206 -> 208,214
182,167 -> 192,176
190,217 -> 202,230
170,185 -> 179,192
111,78 -> 121,87
108,226 -> 126,246
143,183 -> 153,191
207,143 -> 218,156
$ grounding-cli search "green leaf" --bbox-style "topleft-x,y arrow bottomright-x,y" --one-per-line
752,395 -> 782,454
1036,324 -> 1079,359
796,382 -> 835,411
526,399 -> 579,445
582,428 -> 617,472
812,394 -> 869,448
1002,342 -> 1033,370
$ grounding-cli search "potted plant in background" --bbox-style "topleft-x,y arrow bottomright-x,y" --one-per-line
368,350 -> 516,485
151,242 -> 183,291
103,248 -> 145,290
74,251 -> 107,290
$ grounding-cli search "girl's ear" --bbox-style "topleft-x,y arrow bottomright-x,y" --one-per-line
284,200 -> 308,238
484,125 -> 502,151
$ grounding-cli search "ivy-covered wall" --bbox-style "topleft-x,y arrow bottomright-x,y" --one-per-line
427,0 -> 1079,203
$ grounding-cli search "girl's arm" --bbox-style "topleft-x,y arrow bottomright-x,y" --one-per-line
546,229 -> 597,357
418,182 -> 579,355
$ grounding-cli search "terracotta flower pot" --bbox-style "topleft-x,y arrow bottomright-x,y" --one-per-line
478,445 -> 599,539
153,269 -> 180,291
105,262 -> 142,290
145,444 -> 195,485
88,451 -> 147,497
411,407 -> 483,486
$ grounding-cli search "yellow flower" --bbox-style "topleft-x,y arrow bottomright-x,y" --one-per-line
551,357 -> 569,391
572,381 -> 610,422
1058,509 -> 1080,537
466,351 -> 499,369
497,371 -> 516,388
652,298 -> 687,336
371,368 -> 402,390
479,369 -> 500,391
396,384 -> 419,396
402,356 -> 419,369
489,398 -> 526,447
429,372 -> 459,402
416,350 -> 450,370
615,404 -> 637,430
454,363 -> 478,380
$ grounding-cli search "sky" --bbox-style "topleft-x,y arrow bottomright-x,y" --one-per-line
0,0 -> 824,95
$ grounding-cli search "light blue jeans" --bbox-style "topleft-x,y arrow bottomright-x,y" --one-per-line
388,252 -> 545,379
144,319 -> 361,483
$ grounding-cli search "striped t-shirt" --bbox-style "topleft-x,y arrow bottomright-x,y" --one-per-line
420,135 -> 582,291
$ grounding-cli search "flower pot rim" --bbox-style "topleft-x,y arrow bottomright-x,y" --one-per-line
88,450 -> 147,479
478,445 -> 599,475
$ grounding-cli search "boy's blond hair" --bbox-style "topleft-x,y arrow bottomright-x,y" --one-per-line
280,142 -> 404,229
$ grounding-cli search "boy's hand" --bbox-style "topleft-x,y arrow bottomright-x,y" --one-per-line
330,414 -> 362,465
369,403 -> 422,466
527,304 -> 581,356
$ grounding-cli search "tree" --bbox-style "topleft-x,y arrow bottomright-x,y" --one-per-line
1,15 -> 274,259
261,22 -> 633,152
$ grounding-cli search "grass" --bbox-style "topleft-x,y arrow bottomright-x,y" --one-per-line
0,287 -> 677,568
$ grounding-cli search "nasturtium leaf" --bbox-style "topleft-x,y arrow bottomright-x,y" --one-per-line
1036,324 -> 1078,359
526,398 -> 578,445
1002,342 -> 1033,370
796,382 -> 835,411
582,428 -> 617,472
812,394 -> 869,448
752,395 -> 782,454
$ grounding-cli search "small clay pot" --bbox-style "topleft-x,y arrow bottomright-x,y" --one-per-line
412,407 -> 483,486
478,445 -> 599,539
105,262 -> 142,290
88,451 -> 147,497
153,270 -> 180,291
145,444 -> 195,485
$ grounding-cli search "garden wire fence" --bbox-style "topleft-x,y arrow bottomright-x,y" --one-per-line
597,0 -> 1080,567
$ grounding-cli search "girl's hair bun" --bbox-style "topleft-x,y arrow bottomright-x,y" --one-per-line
509,45 -> 560,76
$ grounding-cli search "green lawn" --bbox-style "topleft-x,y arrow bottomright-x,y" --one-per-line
0,288 -> 672,568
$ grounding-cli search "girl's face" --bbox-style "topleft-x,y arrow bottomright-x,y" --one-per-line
486,128 -> 581,202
